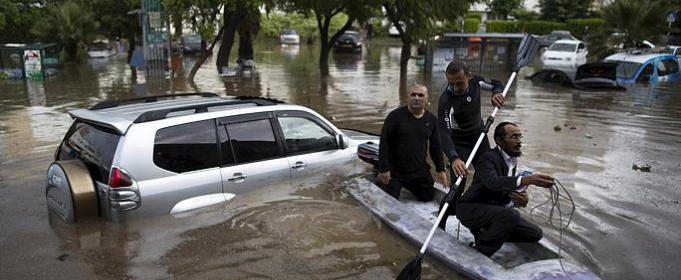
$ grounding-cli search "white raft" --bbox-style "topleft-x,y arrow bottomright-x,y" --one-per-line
342,176 -> 601,280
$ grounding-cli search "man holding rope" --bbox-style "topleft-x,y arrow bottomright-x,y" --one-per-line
456,122 -> 554,257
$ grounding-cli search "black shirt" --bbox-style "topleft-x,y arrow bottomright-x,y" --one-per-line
378,106 -> 445,175
437,74 -> 504,160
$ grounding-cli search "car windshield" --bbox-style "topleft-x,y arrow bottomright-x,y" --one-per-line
612,61 -> 643,79
282,29 -> 297,35
184,35 -> 201,43
339,33 -> 360,41
549,43 -> 576,52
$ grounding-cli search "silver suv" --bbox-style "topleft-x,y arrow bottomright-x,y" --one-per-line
46,93 -> 377,222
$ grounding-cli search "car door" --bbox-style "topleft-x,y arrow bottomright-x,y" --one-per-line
218,112 -> 291,196
656,58 -> 681,82
274,111 -> 353,186
577,43 -> 588,65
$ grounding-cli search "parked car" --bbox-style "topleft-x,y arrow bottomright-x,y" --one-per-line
181,34 -> 202,53
541,39 -> 588,68
333,31 -> 362,53
538,30 -> 578,47
604,50 -> 681,83
45,93 -> 377,222
279,29 -> 300,45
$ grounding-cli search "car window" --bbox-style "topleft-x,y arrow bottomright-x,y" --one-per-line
154,119 -> 219,173
614,61 -> 642,79
225,118 -> 281,163
58,121 -> 121,182
278,117 -> 337,154
659,59 -> 679,76
549,43 -> 576,52
637,63 -> 654,81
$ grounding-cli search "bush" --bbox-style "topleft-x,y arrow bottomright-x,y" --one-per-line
487,21 -> 522,33
464,18 -> 480,33
466,12 -> 483,20
372,20 -> 389,37
522,20 -> 566,35
566,18 -> 605,39
260,12 -> 351,40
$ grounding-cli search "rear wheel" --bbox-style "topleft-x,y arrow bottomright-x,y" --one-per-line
46,160 -> 99,222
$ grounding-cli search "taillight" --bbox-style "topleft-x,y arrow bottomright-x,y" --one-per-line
109,167 -> 133,188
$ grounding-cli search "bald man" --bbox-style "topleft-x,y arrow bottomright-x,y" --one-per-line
377,84 -> 448,201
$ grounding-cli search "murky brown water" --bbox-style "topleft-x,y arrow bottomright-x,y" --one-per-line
1,39 -> 680,280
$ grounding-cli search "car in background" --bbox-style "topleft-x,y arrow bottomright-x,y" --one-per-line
181,34 -> 202,53
541,39 -> 588,68
279,29 -> 300,44
538,30 -> 578,48
604,50 -> 680,83
333,31 -> 362,53
45,93 -> 377,222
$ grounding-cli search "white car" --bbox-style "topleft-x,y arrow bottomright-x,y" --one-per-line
541,39 -> 588,68
279,29 -> 300,45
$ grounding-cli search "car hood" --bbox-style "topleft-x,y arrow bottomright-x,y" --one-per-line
575,62 -> 618,81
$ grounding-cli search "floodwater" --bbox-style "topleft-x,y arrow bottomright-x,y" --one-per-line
1,39 -> 680,280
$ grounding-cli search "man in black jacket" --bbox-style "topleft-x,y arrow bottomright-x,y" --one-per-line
377,84 -> 447,201
437,60 -> 506,230
456,122 -> 555,257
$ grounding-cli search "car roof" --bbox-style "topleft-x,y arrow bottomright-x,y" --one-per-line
552,39 -> 582,45
604,52 -> 676,64
69,94 -> 295,134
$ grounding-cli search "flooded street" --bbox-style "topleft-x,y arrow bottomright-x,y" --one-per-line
1,39 -> 680,279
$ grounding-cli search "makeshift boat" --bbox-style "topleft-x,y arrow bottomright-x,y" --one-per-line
344,142 -> 601,280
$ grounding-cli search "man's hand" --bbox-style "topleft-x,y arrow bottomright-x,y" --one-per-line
509,191 -> 529,207
378,171 -> 391,185
521,174 -> 554,188
438,171 -> 448,189
491,93 -> 505,108
451,158 -> 467,178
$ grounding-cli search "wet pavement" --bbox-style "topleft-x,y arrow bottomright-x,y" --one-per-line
1,39 -> 681,279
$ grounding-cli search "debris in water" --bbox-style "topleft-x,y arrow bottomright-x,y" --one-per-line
632,164 -> 652,172
554,125 -> 562,131
570,125 -> 577,130
585,133 -> 593,139
57,253 -> 68,261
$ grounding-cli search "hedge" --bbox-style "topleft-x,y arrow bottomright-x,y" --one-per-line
522,21 -> 566,35
487,21 -> 522,33
566,18 -> 606,39
464,18 -> 480,33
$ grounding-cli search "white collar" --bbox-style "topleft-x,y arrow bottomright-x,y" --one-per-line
498,147 -> 517,167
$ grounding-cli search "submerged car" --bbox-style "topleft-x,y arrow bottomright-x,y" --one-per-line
538,30 -> 578,47
46,93 -> 377,222
279,29 -> 300,45
604,50 -> 680,83
541,39 -> 588,68
333,31 -> 362,53
181,34 -> 202,53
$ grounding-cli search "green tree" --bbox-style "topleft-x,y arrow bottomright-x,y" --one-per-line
487,0 -> 523,20
280,0 -> 381,76
538,0 -> 592,22
383,0 -> 472,84
31,0 -> 99,62
602,0 -> 668,47
0,0 -> 48,43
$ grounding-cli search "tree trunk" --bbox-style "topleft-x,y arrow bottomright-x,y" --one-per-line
127,34 -> 137,81
173,16 -> 182,38
316,13 -> 354,77
399,38 -> 411,84
216,8 -> 246,73
188,25 -> 225,82
237,12 -> 259,61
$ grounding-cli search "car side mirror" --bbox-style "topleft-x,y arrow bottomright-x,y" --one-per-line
336,134 -> 350,149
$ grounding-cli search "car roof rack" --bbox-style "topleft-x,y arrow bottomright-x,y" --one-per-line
90,92 -> 220,110
133,98 -> 278,123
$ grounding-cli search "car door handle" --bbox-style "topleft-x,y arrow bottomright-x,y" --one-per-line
228,173 -> 247,183
291,161 -> 307,170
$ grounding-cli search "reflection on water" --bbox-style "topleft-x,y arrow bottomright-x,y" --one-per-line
1,39 -> 681,280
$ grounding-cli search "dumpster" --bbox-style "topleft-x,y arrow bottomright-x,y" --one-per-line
0,43 -> 61,80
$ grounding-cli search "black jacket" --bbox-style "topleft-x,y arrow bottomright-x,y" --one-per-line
459,148 -> 518,205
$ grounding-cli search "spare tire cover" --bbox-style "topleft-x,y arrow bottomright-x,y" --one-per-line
46,160 -> 98,222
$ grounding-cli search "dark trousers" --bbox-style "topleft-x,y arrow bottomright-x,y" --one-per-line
378,172 -> 434,202
438,135 -> 490,229
456,202 -> 542,257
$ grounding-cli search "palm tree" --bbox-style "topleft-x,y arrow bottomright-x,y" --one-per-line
31,1 -> 99,62
602,0 -> 667,47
